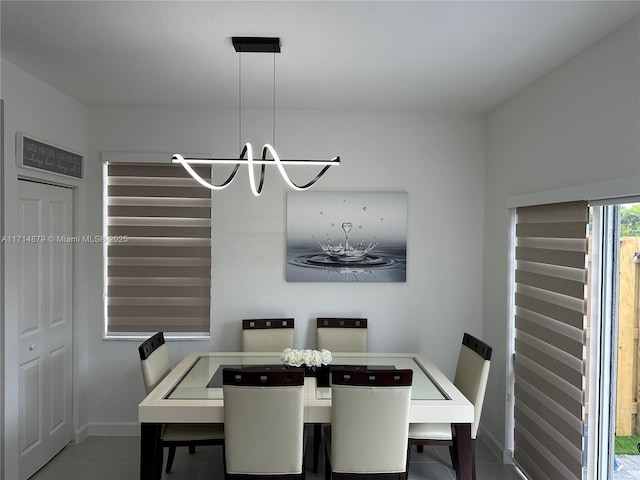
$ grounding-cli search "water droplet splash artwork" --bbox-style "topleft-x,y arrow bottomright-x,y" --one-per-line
286,192 -> 407,282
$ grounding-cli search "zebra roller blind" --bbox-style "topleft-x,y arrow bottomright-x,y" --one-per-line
106,163 -> 212,334
514,201 -> 588,480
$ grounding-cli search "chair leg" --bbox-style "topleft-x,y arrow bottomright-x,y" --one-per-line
188,445 -> 196,454
324,445 -> 331,480
417,444 -> 424,453
223,444 -> 228,479
313,424 -> 321,473
166,446 -> 177,473
449,444 -> 458,472
405,441 -> 412,479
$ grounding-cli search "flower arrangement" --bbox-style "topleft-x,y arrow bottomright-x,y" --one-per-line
281,348 -> 332,368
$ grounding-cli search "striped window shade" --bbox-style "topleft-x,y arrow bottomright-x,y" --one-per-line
513,201 -> 588,480
106,163 -> 212,334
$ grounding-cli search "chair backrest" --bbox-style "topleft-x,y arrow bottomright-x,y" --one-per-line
316,317 -> 368,352
241,318 -> 295,352
138,332 -> 171,395
223,367 -> 305,475
453,333 -> 492,439
330,368 -> 412,474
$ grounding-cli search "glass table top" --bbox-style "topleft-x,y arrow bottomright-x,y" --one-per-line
165,354 -> 448,401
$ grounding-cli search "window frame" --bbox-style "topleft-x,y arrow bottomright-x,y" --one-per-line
102,153 -> 212,339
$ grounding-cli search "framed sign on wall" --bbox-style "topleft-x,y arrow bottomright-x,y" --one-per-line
286,191 -> 407,282
16,133 -> 83,179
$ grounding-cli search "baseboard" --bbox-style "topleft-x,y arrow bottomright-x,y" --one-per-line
503,447 -> 514,465
74,423 -> 89,444
477,426 -> 527,478
478,425 -> 512,464
87,422 -> 140,436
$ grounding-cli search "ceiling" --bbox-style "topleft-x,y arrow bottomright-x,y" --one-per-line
2,1 -> 639,113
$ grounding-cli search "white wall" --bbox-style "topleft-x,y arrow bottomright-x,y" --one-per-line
1,59 -> 89,478
484,15 -> 640,456
85,106 -> 486,431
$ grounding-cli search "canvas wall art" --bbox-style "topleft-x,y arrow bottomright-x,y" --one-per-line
286,191 -> 407,282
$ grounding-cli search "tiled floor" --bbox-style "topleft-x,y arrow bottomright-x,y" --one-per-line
29,433 -> 522,480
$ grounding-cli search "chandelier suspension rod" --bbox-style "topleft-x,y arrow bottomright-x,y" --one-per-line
273,50 -> 276,149
238,50 -> 242,152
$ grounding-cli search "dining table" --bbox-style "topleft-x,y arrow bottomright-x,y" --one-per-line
138,352 -> 474,480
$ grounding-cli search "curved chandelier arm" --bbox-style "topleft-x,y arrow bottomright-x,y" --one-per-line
261,144 -> 338,192
293,163 -> 337,190
242,143 -> 266,197
173,145 -> 339,195
172,154 -> 241,190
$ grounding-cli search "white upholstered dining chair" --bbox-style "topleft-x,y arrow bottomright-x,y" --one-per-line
222,366 -> 306,479
241,318 -> 295,352
312,317 -> 369,472
316,317 -> 368,352
138,332 -> 224,474
408,332 -> 492,480
324,368 -> 413,480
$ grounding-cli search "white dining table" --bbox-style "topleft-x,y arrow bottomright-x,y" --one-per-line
138,352 -> 474,480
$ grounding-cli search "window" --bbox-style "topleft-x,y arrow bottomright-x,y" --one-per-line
509,197 -> 640,480
588,202 -> 640,479
512,201 -> 588,480
105,162 -> 212,336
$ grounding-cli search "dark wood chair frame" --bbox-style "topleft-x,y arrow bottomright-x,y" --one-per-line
242,318 -> 295,330
222,366 -> 305,386
138,331 -> 165,360
222,367 -> 306,480
408,333 -> 492,480
316,317 -> 367,329
138,332 -> 224,474
324,368 -> 413,480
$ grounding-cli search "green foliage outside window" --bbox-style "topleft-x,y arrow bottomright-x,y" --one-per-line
620,204 -> 640,237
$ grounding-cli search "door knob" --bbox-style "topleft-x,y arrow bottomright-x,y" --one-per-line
29,344 -> 36,350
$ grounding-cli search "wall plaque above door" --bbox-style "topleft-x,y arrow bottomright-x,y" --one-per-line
17,133 -> 83,179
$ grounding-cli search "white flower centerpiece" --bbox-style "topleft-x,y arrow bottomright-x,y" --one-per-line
281,348 -> 332,373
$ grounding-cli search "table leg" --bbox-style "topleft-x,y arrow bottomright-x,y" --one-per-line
140,422 -> 163,480
452,423 -> 473,480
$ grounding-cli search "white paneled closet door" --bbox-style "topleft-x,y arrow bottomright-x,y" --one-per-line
17,180 -> 73,480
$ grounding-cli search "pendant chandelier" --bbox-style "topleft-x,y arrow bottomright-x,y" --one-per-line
172,37 -> 340,197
